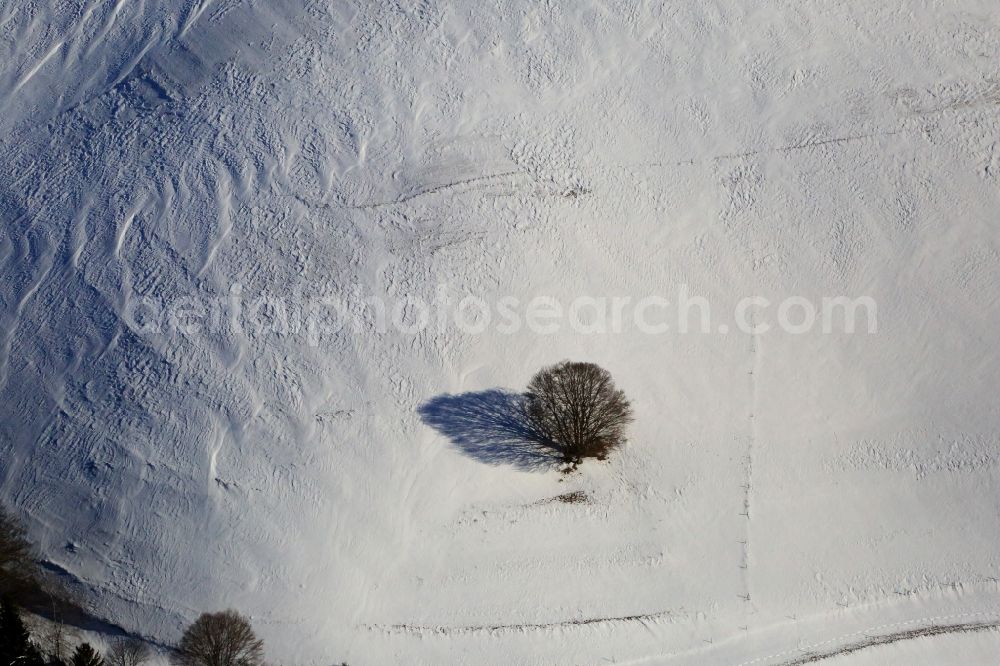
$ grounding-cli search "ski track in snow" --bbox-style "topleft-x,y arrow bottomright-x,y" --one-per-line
741,612 -> 1000,666
616,591 -> 1000,665
767,619 -> 1000,666
737,314 -> 761,625
365,608 -> 689,636
292,130 -> 905,212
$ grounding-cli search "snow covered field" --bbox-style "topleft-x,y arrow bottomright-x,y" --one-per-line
2,1 -> 999,663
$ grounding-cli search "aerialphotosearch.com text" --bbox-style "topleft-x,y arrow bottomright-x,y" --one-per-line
124,284 -> 878,346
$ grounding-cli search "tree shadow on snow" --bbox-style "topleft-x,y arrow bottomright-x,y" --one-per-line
418,389 -> 561,472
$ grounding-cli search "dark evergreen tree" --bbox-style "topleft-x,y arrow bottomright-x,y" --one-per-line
0,596 -> 44,666
69,643 -> 103,666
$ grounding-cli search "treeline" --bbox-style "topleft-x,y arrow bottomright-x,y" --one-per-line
0,506 -> 288,666
1,599 -> 149,666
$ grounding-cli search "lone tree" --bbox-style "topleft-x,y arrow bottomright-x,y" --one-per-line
173,610 -> 264,666
526,361 -> 634,466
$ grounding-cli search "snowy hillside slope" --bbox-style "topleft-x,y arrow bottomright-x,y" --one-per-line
2,0 -> 1000,663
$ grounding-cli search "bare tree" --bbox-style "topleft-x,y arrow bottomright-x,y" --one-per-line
526,361 -> 634,466
106,638 -> 149,666
172,610 -> 264,666
29,615 -> 78,664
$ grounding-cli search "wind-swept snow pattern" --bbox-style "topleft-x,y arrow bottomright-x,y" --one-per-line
2,1 -> 1000,664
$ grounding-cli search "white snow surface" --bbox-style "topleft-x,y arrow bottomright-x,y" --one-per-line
2,1 -> 1000,664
